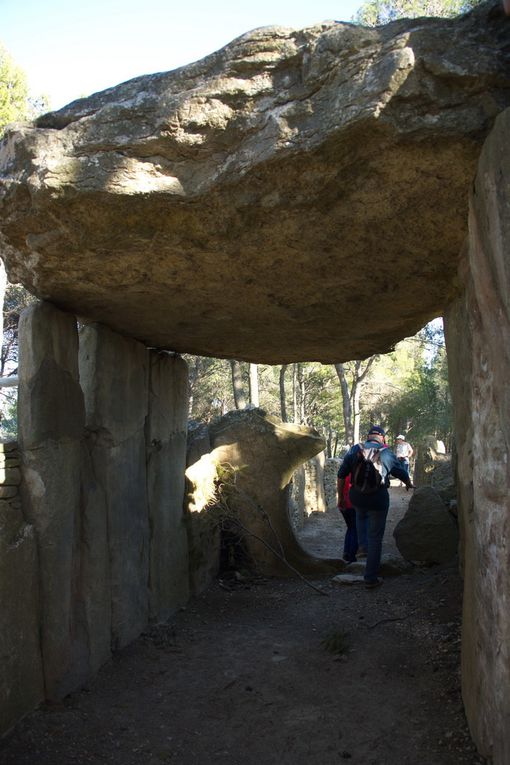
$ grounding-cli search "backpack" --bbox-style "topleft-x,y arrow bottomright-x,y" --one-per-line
351,445 -> 385,494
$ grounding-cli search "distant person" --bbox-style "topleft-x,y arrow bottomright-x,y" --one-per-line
395,434 -> 413,477
337,426 -> 413,589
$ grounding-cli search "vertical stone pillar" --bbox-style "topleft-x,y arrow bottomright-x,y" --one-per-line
445,108 -> 510,764
18,301 -> 85,699
185,423 -> 221,596
79,324 -> 149,650
146,352 -> 190,621
0,445 -> 44,735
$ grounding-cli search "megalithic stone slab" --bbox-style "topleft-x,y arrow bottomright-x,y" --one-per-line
146,352 -> 190,621
18,301 -> 86,699
445,107 -> 510,765
1,2 -> 510,363
79,323 -> 149,649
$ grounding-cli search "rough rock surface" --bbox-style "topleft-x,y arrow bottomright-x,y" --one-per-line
146,352 -> 190,620
184,422 -> 222,596
393,486 -> 459,564
0,442 -> 44,737
79,323 -> 150,651
1,2 -> 509,362
186,409 -> 342,576
445,107 -> 510,764
289,451 -> 326,530
18,302 -> 87,700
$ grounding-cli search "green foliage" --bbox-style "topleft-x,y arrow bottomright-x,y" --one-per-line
0,42 -> 50,137
355,0 -> 480,25
2,283 -> 36,376
366,321 -> 452,445
0,43 -> 30,134
0,389 -> 17,440
184,319 -> 452,457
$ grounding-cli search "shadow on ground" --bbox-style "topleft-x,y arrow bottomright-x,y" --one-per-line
1,490 -> 483,765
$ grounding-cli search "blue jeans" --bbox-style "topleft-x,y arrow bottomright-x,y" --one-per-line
355,501 -> 389,582
357,514 -> 368,551
340,508 -> 358,561
398,457 -> 410,474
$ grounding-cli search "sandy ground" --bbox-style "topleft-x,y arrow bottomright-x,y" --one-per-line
1,488 -> 484,765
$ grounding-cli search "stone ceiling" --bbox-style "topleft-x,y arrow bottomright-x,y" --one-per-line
0,0 -> 509,363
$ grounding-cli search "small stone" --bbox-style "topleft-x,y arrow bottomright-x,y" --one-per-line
331,574 -> 365,586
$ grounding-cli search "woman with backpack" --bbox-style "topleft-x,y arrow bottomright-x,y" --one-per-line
337,425 -> 413,588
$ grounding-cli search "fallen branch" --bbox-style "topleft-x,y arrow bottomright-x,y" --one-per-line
368,608 -> 418,630
229,516 -> 329,597
212,462 -> 330,597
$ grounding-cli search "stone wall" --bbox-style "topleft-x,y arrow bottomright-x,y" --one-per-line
1,302 -> 190,737
0,441 -> 44,735
444,108 -> 510,764
290,452 -> 327,530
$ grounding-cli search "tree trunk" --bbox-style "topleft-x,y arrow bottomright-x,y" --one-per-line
334,363 -> 353,444
0,260 -> 6,375
230,360 -> 247,410
249,363 -> 259,407
352,382 -> 361,444
279,364 -> 288,422
292,364 -> 298,423
187,356 -> 201,417
297,364 -> 305,423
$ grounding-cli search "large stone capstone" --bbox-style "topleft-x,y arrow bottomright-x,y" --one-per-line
0,2 -> 509,363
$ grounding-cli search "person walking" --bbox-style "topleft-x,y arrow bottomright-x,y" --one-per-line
337,425 -> 413,589
395,434 -> 413,477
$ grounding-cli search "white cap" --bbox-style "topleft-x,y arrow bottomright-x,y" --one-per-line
396,434 -> 406,440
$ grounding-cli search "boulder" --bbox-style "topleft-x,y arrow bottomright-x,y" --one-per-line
186,409 -> 342,576
393,486 -> 459,564
1,2 -> 509,363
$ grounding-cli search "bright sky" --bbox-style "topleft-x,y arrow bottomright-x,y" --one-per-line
2,0 -> 362,111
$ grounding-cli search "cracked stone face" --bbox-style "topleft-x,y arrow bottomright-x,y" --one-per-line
0,1 -> 509,363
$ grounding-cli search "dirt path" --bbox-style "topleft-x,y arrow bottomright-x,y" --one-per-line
1,490 -> 484,765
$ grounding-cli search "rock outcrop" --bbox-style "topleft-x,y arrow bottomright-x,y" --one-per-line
186,409 -> 342,576
1,2 -> 509,362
